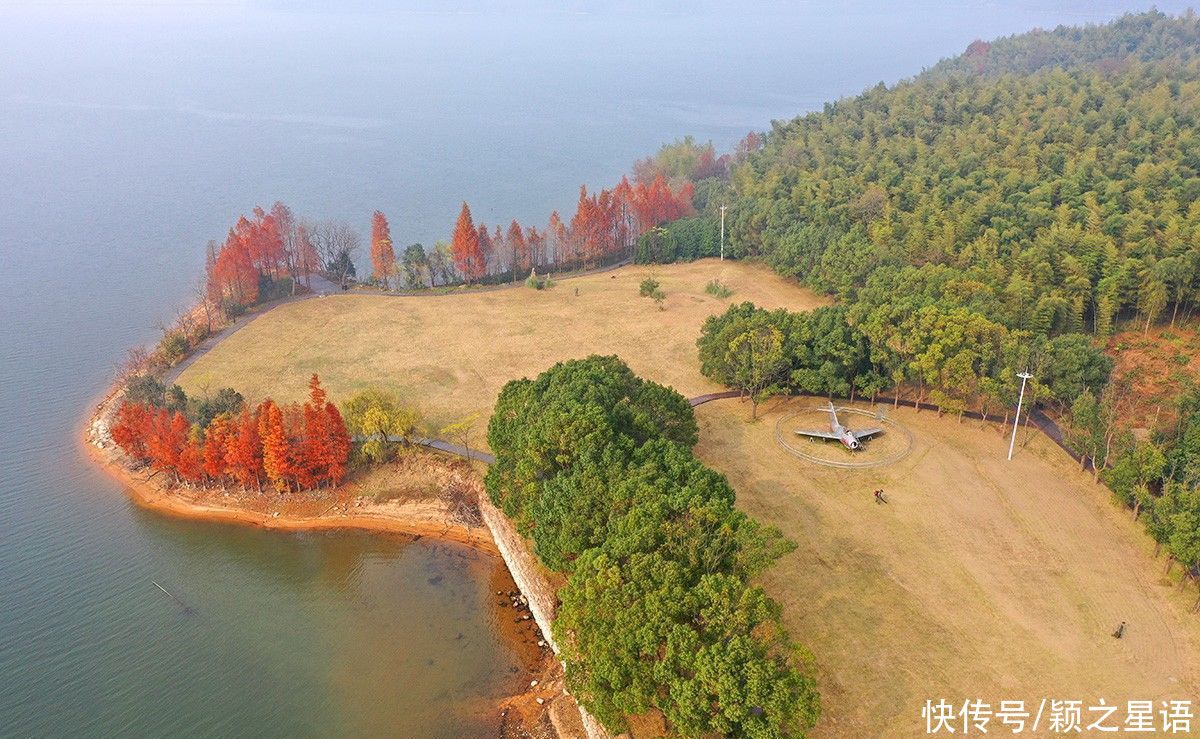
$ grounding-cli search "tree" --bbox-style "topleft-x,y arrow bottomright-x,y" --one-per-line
428,241 -> 456,286
726,325 -> 787,420
1104,441 -> 1166,518
203,414 -> 234,482
226,405 -> 264,490
313,220 -> 361,288
507,220 -> 528,280
343,388 -> 421,462
451,203 -> 485,284
111,402 -> 152,460
369,210 -> 397,289
324,402 -> 351,486
259,399 -> 293,492
401,243 -> 430,289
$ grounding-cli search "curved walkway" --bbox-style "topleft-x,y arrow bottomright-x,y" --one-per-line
413,390 -> 1083,473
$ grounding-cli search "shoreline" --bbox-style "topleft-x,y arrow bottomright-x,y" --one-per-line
81,397 -> 501,554
80,386 -> 564,736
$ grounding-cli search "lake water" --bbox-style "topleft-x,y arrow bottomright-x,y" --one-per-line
0,2 -> 1185,736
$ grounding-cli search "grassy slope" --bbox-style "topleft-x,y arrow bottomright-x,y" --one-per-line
697,398 -> 1200,737
176,260 -> 827,442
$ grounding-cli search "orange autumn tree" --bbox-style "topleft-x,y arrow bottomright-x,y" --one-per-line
177,429 -> 205,483
477,223 -> 494,277
451,202 -> 484,283
110,375 -> 351,492
300,374 -> 351,488
507,220 -> 528,279
111,402 -> 152,460
227,406 -> 264,490
203,415 -> 233,481
369,210 -> 396,289
259,399 -> 293,492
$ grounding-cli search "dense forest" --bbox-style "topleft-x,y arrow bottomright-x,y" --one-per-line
663,10 -> 1200,605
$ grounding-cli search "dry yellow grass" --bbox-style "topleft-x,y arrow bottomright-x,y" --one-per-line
695,397 -> 1200,738
176,259 -> 827,442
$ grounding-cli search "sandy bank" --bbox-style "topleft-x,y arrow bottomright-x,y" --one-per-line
81,427 -> 501,554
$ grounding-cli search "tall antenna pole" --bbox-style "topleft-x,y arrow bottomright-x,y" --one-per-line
1008,371 -> 1033,461
719,204 -> 726,261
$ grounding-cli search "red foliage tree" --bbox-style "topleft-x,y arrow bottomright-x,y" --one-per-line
177,435 -> 205,483
323,401 -> 351,486
226,405 -> 263,490
507,220 -> 528,278
477,224 -> 494,277
146,409 -> 189,476
203,415 -> 233,481
525,225 -> 544,270
369,210 -> 396,289
111,402 -> 152,461
451,202 -> 484,283
259,399 -> 293,492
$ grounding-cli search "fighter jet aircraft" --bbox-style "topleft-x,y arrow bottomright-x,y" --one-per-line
794,402 -> 884,450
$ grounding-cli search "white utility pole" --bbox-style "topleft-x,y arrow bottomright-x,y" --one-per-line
719,204 -> 726,261
1008,371 -> 1034,461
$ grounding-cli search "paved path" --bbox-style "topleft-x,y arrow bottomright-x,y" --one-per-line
410,390 -> 1084,472
414,438 -> 496,465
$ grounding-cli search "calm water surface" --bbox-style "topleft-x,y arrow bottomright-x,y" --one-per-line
0,2 -> 1183,736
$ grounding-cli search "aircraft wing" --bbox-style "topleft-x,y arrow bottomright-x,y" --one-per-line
854,427 -> 885,439
795,429 -> 841,440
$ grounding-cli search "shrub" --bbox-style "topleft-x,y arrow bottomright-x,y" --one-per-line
125,374 -> 166,407
704,278 -> 733,298
222,298 -> 247,318
639,277 -> 661,297
159,332 -> 190,364
525,272 -> 556,290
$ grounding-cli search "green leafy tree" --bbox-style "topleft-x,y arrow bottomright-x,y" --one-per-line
342,388 -> 421,463
726,325 -> 786,420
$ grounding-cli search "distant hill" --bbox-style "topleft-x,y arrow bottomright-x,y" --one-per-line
729,10 -> 1200,344
923,9 -> 1200,79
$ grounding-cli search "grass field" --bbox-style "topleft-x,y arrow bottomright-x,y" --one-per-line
176,259 -> 827,442
176,258 -> 1200,737
695,397 -> 1200,737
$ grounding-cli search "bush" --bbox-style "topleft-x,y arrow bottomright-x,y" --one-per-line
639,277 -> 661,297
222,298 -> 247,318
704,278 -> 733,298
190,387 -> 244,429
125,374 -> 166,406
526,272 -> 555,290
159,332 -> 190,365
